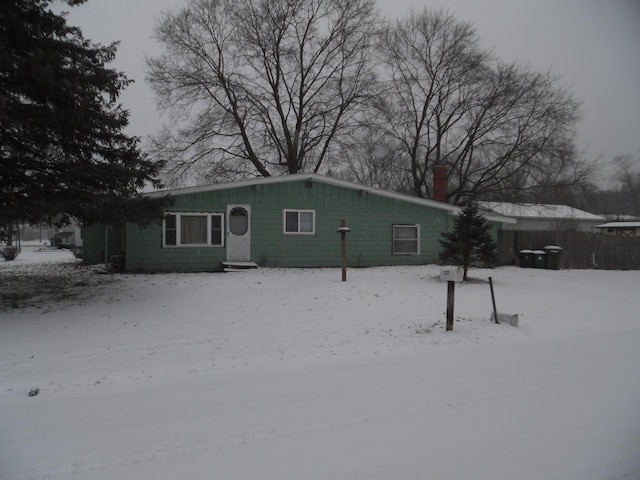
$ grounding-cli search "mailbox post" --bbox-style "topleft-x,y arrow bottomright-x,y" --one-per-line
336,218 -> 351,282
440,266 -> 463,331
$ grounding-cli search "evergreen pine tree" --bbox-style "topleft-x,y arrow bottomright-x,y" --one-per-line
439,203 -> 498,280
0,0 -> 168,228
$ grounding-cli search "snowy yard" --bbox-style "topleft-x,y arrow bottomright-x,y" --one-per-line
1,247 -> 639,479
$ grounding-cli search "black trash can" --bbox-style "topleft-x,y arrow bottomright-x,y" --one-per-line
519,249 -> 534,268
533,250 -> 546,268
544,246 -> 563,270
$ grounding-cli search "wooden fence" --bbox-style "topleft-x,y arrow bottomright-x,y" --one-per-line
497,230 -> 640,270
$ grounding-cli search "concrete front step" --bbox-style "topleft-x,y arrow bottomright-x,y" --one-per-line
222,261 -> 258,272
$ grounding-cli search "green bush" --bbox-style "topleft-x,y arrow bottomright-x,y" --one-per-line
439,203 -> 497,280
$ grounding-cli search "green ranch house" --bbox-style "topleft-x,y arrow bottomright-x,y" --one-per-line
81,174 -> 513,272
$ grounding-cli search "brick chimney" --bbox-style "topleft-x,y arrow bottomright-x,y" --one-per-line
432,164 -> 447,203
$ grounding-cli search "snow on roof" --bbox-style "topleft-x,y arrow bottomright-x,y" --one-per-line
480,202 -> 605,221
596,222 -> 640,229
147,174 -> 516,224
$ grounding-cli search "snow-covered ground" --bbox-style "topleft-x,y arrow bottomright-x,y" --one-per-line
1,247 -> 639,480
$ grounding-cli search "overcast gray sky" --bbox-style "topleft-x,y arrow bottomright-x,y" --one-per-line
62,0 -> 640,185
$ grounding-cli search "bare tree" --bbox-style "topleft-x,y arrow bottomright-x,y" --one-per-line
147,0 -> 379,184
331,108 -> 411,191
613,153 -> 640,216
336,133 -> 410,192
376,8 -> 592,205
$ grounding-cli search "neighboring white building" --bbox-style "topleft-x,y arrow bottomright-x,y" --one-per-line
595,222 -> 640,237
479,202 -> 606,232
52,222 -> 83,248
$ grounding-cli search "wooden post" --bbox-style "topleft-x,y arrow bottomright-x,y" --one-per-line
340,218 -> 347,281
446,280 -> 455,331
489,276 -> 500,324
336,218 -> 350,282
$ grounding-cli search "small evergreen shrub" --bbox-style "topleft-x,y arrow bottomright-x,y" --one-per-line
0,247 -> 19,261
439,203 -> 497,280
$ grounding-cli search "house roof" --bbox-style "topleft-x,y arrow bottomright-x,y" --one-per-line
146,174 -> 516,224
479,202 -> 605,222
596,222 -> 640,229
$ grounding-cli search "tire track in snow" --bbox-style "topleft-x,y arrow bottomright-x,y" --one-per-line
59,356 -> 638,478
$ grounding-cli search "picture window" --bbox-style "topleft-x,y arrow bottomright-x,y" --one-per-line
163,213 -> 224,247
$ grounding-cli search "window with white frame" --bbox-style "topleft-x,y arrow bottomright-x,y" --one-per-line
392,224 -> 420,254
283,209 -> 315,235
163,213 -> 224,247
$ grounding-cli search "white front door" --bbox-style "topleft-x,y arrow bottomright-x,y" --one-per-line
226,205 -> 251,262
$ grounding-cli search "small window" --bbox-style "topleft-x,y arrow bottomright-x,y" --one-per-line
393,225 -> 420,255
163,213 -> 224,247
211,215 -> 223,245
283,209 -> 315,235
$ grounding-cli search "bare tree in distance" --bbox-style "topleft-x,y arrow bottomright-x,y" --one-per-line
332,110 -> 411,192
613,153 -> 640,216
147,0 -> 379,185
337,135 -> 411,192
376,8 -> 593,205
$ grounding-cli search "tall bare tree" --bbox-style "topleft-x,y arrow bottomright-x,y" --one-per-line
377,8 -> 591,205
331,106 -> 411,192
336,131 -> 410,192
613,153 -> 640,216
147,0 -> 379,184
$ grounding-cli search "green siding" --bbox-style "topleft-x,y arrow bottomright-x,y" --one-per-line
84,178 -> 502,272
81,224 -> 122,265
249,181 -> 452,268
118,179 -> 455,272
125,222 -> 225,272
